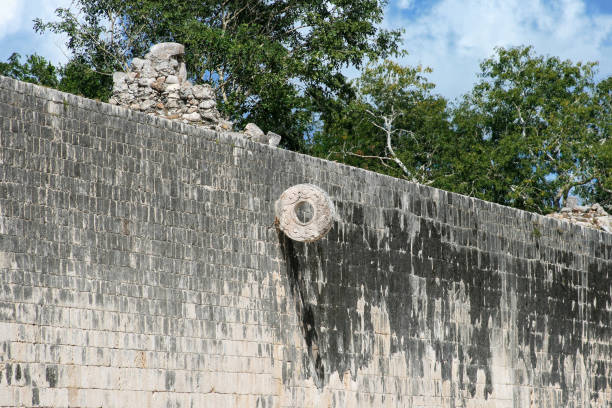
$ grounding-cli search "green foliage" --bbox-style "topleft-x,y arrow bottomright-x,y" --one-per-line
312,59 -> 454,184
451,46 -> 607,213
34,0 -> 402,150
575,75 -> 612,210
59,57 -> 113,101
313,46 -> 611,215
0,53 -> 112,101
7,4 -> 612,215
0,53 -> 60,88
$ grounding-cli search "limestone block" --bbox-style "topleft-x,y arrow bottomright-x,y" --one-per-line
131,58 -> 147,70
141,66 -> 157,78
180,83 -> 193,99
267,131 -> 282,147
199,100 -> 216,110
178,63 -> 187,82
151,78 -> 165,92
145,42 -> 185,61
154,61 -> 174,75
138,77 -> 155,87
216,119 -> 233,131
244,123 -> 266,143
165,75 -> 179,84
140,100 -> 156,111
192,84 -> 215,99
201,111 -> 219,121
112,72 -> 129,92
183,112 -> 201,121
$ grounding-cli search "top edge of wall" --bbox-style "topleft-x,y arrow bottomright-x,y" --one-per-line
2,74 -> 610,243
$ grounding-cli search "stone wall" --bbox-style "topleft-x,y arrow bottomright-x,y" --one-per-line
110,43 -> 281,147
0,75 -> 611,407
547,200 -> 612,233
110,42 -> 232,132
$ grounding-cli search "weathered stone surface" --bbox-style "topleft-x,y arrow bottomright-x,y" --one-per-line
112,72 -> 129,92
192,84 -> 215,99
110,43 -> 291,143
178,62 -> 187,82
1,75 -> 611,408
267,131 -> 282,147
165,74 -> 179,84
275,184 -> 335,242
110,43 -> 232,132
131,57 -> 147,70
548,199 -> 612,232
198,99 -> 216,109
145,42 -> 185,61
182,111 -> 201,121
139,99 -> 156,110
244,122 -> 266,142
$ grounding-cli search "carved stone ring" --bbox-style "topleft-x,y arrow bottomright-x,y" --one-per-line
275,184 -> 335,242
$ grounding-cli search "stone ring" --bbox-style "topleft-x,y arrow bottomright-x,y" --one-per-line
275,184 -> 335,242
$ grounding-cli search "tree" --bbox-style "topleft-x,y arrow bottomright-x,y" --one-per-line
0,53 -> 60,88
34,0 -> 401,150
451,46 -> 606,213
0,53 -> 111,101
59,57 -> 113,101
575,75 -> 612,211
312,59 -> 455,185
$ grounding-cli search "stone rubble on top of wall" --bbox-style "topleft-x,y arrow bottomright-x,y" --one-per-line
547,196 -> 612,233
109,42 -> 281,147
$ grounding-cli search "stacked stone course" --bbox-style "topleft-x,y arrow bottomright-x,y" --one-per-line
109,42 -> 281,147
0,75 -> 611,407
109,43 -> 231,131
547,198 -> 612,232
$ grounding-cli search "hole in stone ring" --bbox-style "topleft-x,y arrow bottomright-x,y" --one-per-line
294,201 -> 314,224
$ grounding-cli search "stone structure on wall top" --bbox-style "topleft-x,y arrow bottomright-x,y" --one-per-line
110,42 -> 280,146
547,197 -> 612,232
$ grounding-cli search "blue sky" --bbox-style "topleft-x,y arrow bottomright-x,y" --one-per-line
1,0 -> 611,100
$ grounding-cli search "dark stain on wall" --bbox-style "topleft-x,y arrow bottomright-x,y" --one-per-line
1,76 -> 610,407
45,365 -> 57,388
278,229 -> 325,386
277,192 -> 610,404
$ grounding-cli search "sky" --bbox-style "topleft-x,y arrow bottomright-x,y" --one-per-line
0,0 -> 611,101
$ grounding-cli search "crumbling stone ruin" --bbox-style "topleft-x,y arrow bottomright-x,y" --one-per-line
547,196 -> 612,233
110,42 -> 280,146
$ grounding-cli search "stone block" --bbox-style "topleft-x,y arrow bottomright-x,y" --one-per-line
145,42 -> 185,61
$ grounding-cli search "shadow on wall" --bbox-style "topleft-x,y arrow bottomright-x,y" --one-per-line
275,199 -> 603,404
278,229 -> 325,387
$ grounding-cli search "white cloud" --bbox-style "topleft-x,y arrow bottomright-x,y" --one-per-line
397,0 -> 414,10
0,0 -> 72,64
386,0 -> 612,100
0,0 -> 24,38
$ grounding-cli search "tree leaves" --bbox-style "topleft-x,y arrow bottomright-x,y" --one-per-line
451,46 -> 608,212
34,0 -> 401,150
315,47 -> 611,213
